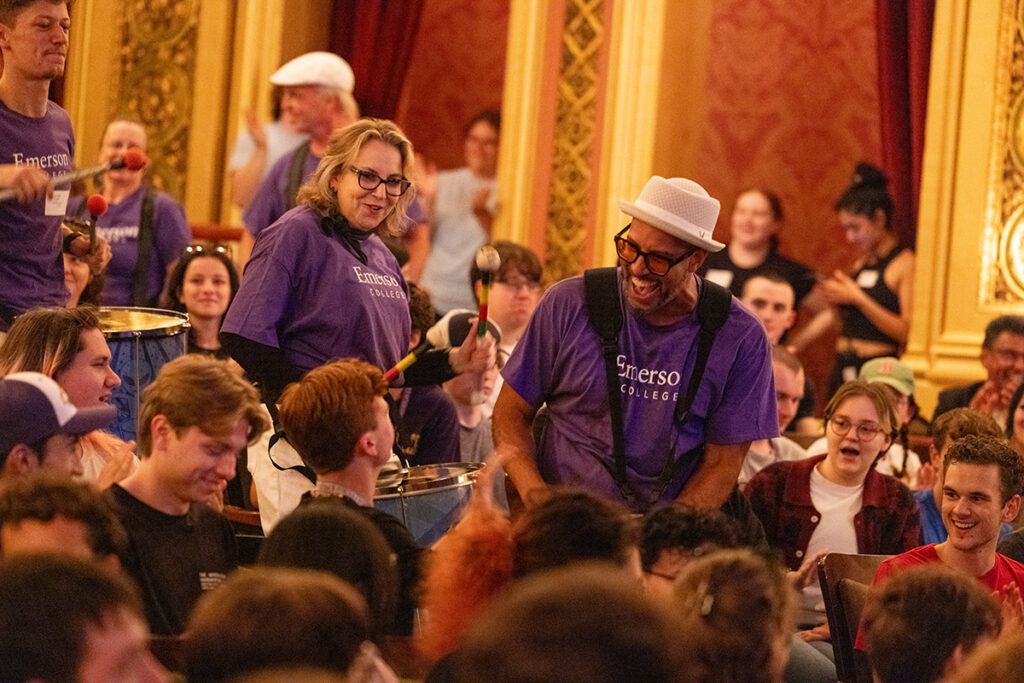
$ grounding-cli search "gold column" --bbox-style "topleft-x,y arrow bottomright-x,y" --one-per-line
907,0 -> 1019,415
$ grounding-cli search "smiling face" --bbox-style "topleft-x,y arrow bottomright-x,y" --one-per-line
99,120 -> 147,187
149,416 -> 248,513
820,396 -> 892,486
279,84 -> 334,135
619,220 -> 705,324
53,328 -> 121,407
179,256 -> 231,320
942,462 -> 1020,556
0,0 -> 69,82
981,331 -> 1024,389
730,190 -> 778,249
333,138 -> 402,232
63,251 -> 91,307
465,120 -> 500,178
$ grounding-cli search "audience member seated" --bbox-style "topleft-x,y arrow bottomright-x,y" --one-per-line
440,565 -> 687,683
1004,379 -> 1024,461
160,243 -> 240,359
389,283 -> 460,467
915,408 -> 1006,544
0,306 -> 134,486
420,110 -> 502,313
469,240 -> 543,417
277,358 -> 422,635
0,554 -> 168,683
739,273 -> 816,432
417,488 -> 638,663
68,119 -> 191,307
0,472 -> 126,566
0,371 -> 114,481
673,549 -> 796,683
108,355 -> 268,635
861,565 -> 1001,683
950,632 -> 1024,683
738,346 -> 809,489
185,567 -> 393,683
62,218 -> 105,307
934,315 -> 1024,423
807,356 -> 923,486
258,499 -> 400,639
859,434 -> 1024,649
746,380 -> 922,657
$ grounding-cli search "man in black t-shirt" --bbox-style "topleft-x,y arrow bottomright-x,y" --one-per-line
109,355 -> 269,634
278,358 -> 423,635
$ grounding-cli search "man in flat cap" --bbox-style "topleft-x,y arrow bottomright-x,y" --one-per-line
241,51 -> 359,251
494,177 -> 777,514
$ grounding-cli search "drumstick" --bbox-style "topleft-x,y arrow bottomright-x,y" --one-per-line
383,340 -> 432,385
472,246 -> 501,404
85,194 -> 108,252
0,149 -> 148,202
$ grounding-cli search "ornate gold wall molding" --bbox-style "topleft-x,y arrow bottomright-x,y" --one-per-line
543,0 -> 605,282
110,0 -> 200,201
982,0 -> 1024,305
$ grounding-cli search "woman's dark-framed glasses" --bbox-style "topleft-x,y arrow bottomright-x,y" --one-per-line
829,416 -> 886,441
614,224 -> 696,277
349,167 -> 411,196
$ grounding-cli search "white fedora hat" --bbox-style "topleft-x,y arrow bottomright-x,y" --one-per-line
618,176 -> 724,252
271,52 -> 355,92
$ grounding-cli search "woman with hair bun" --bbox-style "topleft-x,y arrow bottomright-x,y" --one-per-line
812,163 -> 915,394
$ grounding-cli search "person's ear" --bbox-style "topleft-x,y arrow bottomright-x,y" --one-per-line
355,431 -> 376,459
4,444 -> 40,475
784,310 -> 797,331
1003,494 -> 1021,524
150,415 -> 172,453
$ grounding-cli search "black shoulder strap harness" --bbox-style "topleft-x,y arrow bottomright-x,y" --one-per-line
265,398 -> 317,485
131,188 -> 156,306
583,267 -> 731,511
285,141 -> 312,211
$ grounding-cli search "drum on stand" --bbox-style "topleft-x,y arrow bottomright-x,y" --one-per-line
374,462 -> 482,546
97,307 -> 189,444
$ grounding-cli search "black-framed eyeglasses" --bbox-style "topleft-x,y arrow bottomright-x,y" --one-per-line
614,224 -> 696,277
349,167 -> 411,196
829,416 -> 887,441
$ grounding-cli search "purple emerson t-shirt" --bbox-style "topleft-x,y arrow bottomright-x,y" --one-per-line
501,271 -> 778,507
69,187 -> 191,306
242,147 -> 319,238
222,205 -> 410,373
0,99 -> 75,320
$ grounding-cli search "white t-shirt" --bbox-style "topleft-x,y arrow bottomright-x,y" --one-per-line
798,465 -> 864,624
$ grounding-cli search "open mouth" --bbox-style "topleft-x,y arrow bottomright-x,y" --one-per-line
630,276 -> 659,299
840,447 -> 860,457
951,519 -> 976,532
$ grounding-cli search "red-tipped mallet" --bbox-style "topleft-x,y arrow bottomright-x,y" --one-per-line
0,148 -> 148,202
472,245 -> 501,404
85,194 -> 108,252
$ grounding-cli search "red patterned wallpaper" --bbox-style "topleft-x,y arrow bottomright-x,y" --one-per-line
696,0 -> 883,277
394,0 -> 510,170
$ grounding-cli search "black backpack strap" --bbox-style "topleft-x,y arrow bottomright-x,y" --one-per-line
285,141 -> 311,210
584,267 -> 639,510
649,280 -> 733,504
264,398 -> 316,485
131,187 -> 157,306
675,280 -> 732,422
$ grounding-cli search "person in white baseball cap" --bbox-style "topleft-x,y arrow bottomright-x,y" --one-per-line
240,51 -> 361,252
0,371 -> 115,479
494,175 -> 778,519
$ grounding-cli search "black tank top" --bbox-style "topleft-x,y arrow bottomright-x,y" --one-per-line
839,246 -> 904,345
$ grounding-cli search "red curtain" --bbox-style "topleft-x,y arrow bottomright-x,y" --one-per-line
330,0 -> 427,120
874,0 -> 935,249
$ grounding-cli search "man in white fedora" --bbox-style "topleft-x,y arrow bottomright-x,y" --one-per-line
242,51 -> 360,244
494,176 -> 777,513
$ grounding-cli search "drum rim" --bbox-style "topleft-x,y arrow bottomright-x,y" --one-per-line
374,462 -> 483,496
97,306 -> 191,338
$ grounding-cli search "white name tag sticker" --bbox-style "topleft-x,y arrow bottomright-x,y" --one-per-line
45,189 -> 70,216
856,269 -> 879,289
705,269 -> 734,288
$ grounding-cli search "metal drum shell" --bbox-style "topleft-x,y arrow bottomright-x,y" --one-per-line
374,463 -> 482,546
98,307 -> 189,444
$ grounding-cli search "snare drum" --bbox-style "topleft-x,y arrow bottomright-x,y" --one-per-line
374,463 -> 482,546
98,307 -> 189,444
